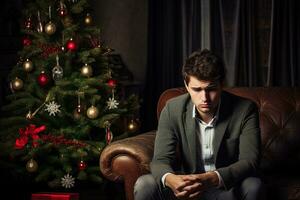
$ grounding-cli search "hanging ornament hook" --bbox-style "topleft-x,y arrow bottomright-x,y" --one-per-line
37,11 -> 43,33
56,54 -> 60,66
49,6 -> 52,20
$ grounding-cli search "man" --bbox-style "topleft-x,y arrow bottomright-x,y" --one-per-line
134,49 -> 263,200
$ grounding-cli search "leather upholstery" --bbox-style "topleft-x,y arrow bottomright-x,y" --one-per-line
100,87 -> 300,200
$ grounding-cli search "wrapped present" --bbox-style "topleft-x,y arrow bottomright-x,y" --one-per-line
31,192 -> 79,200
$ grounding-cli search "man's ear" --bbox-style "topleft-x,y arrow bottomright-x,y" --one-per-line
184,81 -> 189,91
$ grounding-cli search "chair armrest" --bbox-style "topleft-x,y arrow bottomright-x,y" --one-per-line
99,131 -> 156,200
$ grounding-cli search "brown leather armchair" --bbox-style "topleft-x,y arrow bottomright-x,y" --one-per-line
100,87 -> 300,200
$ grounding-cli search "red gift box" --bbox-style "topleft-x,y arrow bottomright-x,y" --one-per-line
31,192 -> 79,200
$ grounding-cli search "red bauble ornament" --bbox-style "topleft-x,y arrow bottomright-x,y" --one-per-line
59,9 -> 67,17
66,38 -> 77,51
58,1 -> 68,17
22,37 -> 32,46
107,79 -> 117,88
37,71 -> 49,86
78,160 -> 87,170
24,17 -> 33,29
105,127 -> 113,144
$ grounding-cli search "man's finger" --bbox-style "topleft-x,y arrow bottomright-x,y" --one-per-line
189,191 -> 202,199
181,175 -> 197,181
182,182 -> 202,192
175,181 -> 190,191
175,190 -> 188,198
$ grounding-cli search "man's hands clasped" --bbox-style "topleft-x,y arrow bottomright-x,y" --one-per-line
165,172 -> 219,200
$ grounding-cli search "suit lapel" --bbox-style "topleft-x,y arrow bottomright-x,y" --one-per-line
213,92 -> 232,163
183,100 -> 197,171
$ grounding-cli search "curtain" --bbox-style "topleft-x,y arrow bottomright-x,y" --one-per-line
141,0 -> 201,131
267,0 -> 300,86
211,0 -> 299,87
211,0 -> 260,86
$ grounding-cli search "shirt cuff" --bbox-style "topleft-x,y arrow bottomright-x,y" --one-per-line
161,172 -> 173,187
214,170 -> 224,188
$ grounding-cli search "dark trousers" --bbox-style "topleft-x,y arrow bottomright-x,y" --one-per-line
134,174 -> 265,200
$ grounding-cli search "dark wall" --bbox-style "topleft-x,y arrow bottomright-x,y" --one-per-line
0,0 -> 22,107
91,0 -> 148,85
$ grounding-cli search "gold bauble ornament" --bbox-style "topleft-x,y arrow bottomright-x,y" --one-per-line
86,106 -> 99,119
26,159 -> 38,172
73,110 -> 81,120
45,21 -> 56,35
73,108 -> 82,120
128,119 -> 139,132
11,77 -> 24,90
81,63 -> 93,77
23,59 -> 33,72
76,104 -> 83,113
84,13 -> 92,25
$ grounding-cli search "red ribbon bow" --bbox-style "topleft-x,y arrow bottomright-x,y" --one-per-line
15,124 -> 46,149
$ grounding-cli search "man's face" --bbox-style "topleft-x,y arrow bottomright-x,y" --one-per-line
185,76 -> 222,118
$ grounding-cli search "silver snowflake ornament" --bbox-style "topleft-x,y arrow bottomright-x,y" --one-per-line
61,173 -> 75,188
107,97 -> 119,109
45,101 -> 61,116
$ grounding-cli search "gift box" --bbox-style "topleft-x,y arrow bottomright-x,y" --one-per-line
31,192 -> 79,200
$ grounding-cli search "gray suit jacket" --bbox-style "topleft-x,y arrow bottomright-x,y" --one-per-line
150,91 -> 261,190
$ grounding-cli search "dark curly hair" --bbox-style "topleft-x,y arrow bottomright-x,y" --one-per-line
182,49 -> 225,84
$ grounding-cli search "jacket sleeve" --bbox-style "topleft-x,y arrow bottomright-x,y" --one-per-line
150,103 -> 178,186
216,102 -> 261,190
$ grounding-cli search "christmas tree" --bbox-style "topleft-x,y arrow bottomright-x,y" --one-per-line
0,0 -> 139,189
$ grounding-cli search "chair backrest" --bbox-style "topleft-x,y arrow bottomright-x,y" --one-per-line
156,87 -> 300,172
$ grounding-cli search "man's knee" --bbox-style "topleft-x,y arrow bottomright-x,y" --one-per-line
240,177 -> 264,200
134,174 -> 158,195
242,177 -> 262,193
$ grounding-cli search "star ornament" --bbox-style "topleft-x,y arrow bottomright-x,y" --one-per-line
61,173 -> 75,188
45,101 -> 61,116
106,97 -> 119,109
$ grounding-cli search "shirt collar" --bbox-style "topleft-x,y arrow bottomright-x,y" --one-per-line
192,99 -> 221,126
